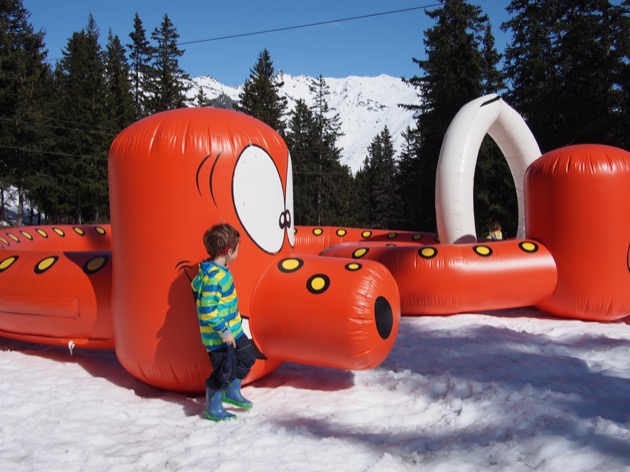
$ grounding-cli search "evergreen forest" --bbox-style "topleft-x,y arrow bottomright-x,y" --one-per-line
1,0 -> 628,238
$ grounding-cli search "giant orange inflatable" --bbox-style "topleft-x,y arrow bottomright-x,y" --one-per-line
0,96 -> 628,394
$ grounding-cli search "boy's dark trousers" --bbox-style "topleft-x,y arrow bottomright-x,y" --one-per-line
205,335 -> 255,390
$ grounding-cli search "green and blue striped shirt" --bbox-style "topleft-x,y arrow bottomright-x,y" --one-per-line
191,260 -> 243,350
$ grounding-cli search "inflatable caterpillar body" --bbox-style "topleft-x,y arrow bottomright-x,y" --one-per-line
1,96 -> 629,393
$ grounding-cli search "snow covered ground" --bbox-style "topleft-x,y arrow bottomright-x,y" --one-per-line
1,307 -> 629,472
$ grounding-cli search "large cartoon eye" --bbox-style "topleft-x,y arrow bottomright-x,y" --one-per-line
233,145 -> 288,254
285,153 -> 295,247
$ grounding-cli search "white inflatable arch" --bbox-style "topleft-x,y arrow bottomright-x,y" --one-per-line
435,94 -> 542,244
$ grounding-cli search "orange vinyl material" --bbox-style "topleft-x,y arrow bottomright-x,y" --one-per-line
320,240 -> 557,315
293,226 -> 438,255
0,225 -> 114,348
251,254 -> 399,369
107,108 -> 401,392
526,144 -> 630,321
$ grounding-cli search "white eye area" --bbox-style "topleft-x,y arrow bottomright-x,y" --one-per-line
233,145 -> 287,254
286,153 -> 295,247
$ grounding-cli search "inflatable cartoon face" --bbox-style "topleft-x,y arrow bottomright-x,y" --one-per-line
108,108 -> 400,392
108,108 -> 296,390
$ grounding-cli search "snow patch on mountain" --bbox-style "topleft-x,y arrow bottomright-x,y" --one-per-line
189,74 -> 418,174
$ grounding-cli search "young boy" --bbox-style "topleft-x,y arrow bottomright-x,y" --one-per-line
191,223 -> 255,421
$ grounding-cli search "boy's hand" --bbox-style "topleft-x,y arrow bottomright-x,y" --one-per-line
220,329 -> 236,348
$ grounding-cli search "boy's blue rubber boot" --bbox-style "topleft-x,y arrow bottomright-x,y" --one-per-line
222,378 -> 253,409
205,388 -> 236,421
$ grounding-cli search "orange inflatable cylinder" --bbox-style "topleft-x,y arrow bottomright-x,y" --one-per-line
294,225 -> 437,255
526,144 -> 630,321
322,240 -> 557,315
0,225 -> 113,348
250,254 -> 400,370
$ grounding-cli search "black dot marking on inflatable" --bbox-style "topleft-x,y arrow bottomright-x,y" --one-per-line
0,256 -> 19,272
519,241 -> 539,253
83,255 -> 110,275
306,274 -> 330,294
345,262 -> 363,271
473,245 -> 493,257
352,248 -> 369,259
418,247 -> 438,259
375,296 -> 394,340
278,258 -> 304,273
35,256 -> 58,274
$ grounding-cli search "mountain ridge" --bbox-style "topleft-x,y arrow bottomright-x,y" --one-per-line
188,74 -> 418,174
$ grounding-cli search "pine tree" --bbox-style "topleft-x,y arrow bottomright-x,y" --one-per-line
47,14 -> 110,223
503,0 -> 629,152
145,14 -> 189,113
404,0 -> 503,232
235,49 -> 288,135
356,127 -> 402,229
0,0 -> 49,225
104,29 -> 135,133
285,78 -> 355,226
396,126 -> 421,230
127,13 -> 153,119
286,99 -> 319,224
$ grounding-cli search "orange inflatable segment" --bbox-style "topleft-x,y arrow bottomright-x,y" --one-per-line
294,226 -> 437,255
250,254 -> 400,370
526,144 -> 630,321
0,229 -> 114,348
322,240 -> 557,315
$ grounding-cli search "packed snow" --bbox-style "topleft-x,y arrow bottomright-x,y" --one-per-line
2,307 -> 629,471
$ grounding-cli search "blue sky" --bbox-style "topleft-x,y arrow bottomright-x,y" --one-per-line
23,0 -> 513,86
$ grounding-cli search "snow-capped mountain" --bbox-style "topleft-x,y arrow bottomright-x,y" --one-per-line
189,74 -> 418,174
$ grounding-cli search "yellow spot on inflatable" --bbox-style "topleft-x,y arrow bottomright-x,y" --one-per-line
95,226 -> 106,236
353,248 -> 369,259
307,274 -> 330,294
361,231 -> 372,238
73,227 -> 85,236
53,227 -> 65,237
36,229 -> 48,238
84,256 -> 108,274
36,256 -> 58,274
345,262 -> 362,271
0,256 -> 18,272
19,231 -> 33,240
7,233 -> 19,243
336,229 -> 347,237
519,241 -> 538,253
419,247 -> 438,259
386,232 -> 398,239
0,237 -> 9,246
278,258 -> 304,273
474,245 -> 493,257
313,228 -> 323,236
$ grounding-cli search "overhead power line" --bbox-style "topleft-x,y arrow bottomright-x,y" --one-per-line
178,4 -> 440,46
